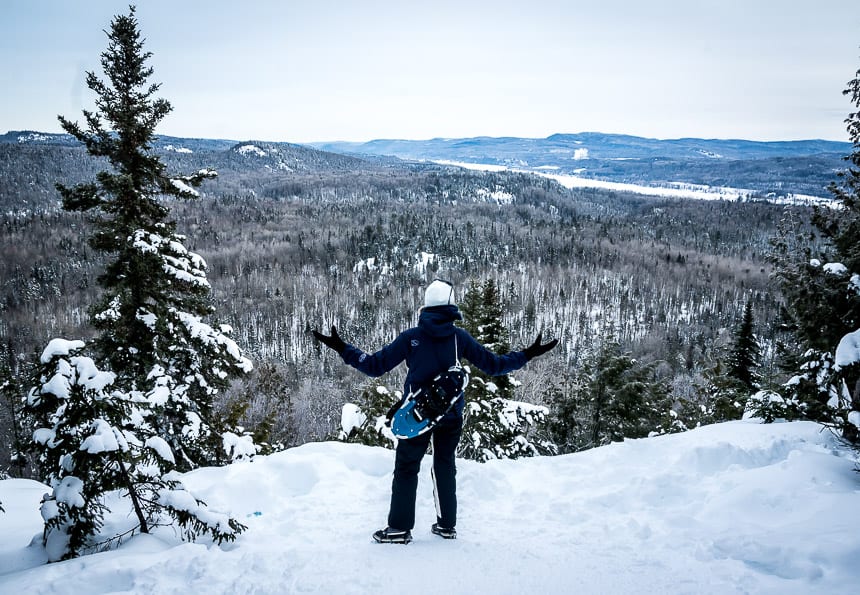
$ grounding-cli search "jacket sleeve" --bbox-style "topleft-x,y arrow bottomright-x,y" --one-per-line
457,329 -> 528,376
340,331 -> 411,378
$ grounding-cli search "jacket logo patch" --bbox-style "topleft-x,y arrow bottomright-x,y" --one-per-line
410,340 -> 419,347
359,353 -> 367,362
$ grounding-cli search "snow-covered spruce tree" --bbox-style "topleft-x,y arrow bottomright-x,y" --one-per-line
458,375 -> 556,462
56,7 -> 253,469
771,58 -> 860,442
24,7 -> 249,559
25,340 -> 131,560
26,340 -> 244,561
457,279 -> 556,460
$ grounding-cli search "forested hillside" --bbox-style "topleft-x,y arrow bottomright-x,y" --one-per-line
0,146 -> 810,455
0,135 -> 369,211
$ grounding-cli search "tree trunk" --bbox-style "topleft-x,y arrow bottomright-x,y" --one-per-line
845,375 -> 860,444
115,453 -> 149,534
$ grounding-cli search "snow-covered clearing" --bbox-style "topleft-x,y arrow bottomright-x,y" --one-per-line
1,420 -> 858,594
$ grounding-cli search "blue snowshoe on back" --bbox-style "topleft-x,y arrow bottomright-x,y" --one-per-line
390,365 -> 469,439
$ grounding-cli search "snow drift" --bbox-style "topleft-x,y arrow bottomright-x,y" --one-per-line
1,420 -> 858,594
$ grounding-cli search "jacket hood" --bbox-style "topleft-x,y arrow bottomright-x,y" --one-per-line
418,305 -> 463,338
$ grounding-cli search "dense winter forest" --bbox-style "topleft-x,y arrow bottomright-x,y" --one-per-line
0,153 -> 804,453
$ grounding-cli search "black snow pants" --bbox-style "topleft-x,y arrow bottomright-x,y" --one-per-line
387,414 -> 462,531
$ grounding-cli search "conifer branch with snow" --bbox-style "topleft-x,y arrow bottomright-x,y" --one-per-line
770,57 -> 860,443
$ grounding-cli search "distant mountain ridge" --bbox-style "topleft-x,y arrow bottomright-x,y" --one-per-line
1,130 -> 372,169
0,130 -> 374,209
309,132 -> 851,199
7,129 -> 848,161
309,132 -> 851,163
2,129 -> 851,203
2,130 -> 294,154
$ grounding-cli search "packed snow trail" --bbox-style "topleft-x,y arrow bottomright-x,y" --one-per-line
1,420 -> 858,594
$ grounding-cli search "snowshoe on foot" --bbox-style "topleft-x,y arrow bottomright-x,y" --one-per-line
431,523 -> 457,539
373,527 -> 413,544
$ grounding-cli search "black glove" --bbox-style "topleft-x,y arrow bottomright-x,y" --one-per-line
522,333 -> 558,360
312,325 -> 346,354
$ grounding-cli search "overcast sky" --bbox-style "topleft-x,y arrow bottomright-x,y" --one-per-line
2,0 -> 860,143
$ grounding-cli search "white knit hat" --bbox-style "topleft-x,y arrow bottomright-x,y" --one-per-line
424,279 -> 455,307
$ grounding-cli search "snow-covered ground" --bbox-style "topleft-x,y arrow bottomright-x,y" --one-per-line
1,420 -> 858,594
435,160 -> 836,207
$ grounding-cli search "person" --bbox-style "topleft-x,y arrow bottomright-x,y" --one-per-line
312,279 -> 557,544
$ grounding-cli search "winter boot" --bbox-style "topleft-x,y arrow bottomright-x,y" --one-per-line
431,523 -> 457,539
373,527 -> 413,544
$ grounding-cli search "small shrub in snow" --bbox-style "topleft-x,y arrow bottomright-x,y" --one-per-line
459,376 -> 556,462
338,384 -> 398,448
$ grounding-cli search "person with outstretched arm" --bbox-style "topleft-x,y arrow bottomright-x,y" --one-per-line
313,279 -> 558,544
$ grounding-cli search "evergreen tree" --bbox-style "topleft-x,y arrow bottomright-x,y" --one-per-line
744,389 -> 808,423
696,360 -> 747,423
771,55 -> 860,442
26,341 -> 244,560
459,279 -> 514,399
457,278 -> 555,460
727,301 -> 762,392
458,280 -> 484,339
473,279 -> 511,353
24,7 -> 248,560
25,340 -> 143,560
550,334 -> 671,452
458,375 -> 556,461
58,7 -> 251,470
56,6 -> 252,468
695,302 -> 763,423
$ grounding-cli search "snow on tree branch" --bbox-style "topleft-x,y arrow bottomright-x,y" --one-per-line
131,230 -> 210,288
80,418 -> 129,454
835,329 -> 860,369
173,309 -> 253,373
40,339 -> 86,364
222,432 -> 258,462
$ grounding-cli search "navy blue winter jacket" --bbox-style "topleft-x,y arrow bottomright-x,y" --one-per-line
340,305 -> 528,417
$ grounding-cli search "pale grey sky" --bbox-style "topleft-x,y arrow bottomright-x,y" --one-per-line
2,0 -> 860,142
